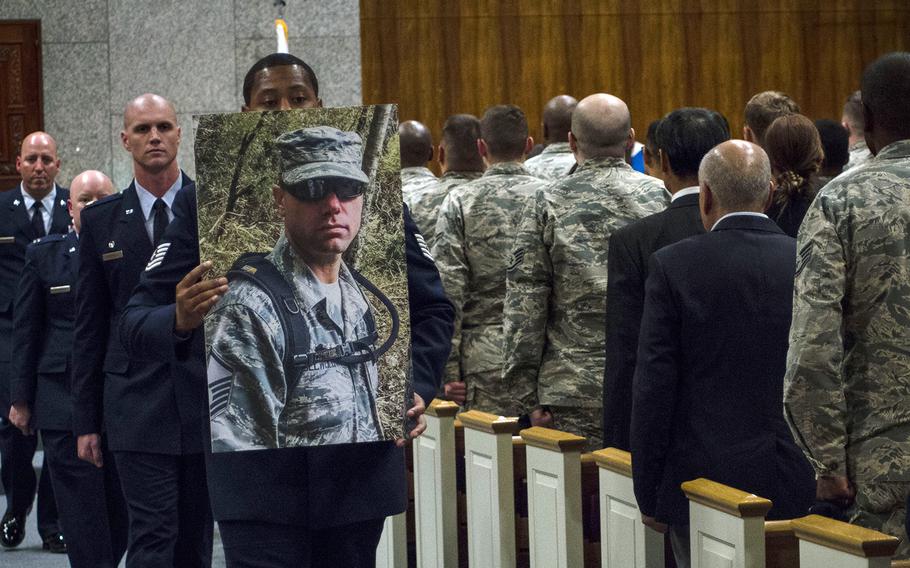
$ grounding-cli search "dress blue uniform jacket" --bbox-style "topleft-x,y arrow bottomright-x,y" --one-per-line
630,215 -> 815,526
121,185 -> 454,527
11,231 -> 79,431
71,175 -> 203,454
0,185 -> 71,410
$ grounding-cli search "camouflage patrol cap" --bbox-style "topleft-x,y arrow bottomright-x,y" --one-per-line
276,126 -> 370,190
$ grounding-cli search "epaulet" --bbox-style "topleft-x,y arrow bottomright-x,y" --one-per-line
33,233 -> 66,246
85,191 -> 123,210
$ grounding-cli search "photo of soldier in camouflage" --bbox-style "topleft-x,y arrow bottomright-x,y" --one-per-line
204,124 -> 402,451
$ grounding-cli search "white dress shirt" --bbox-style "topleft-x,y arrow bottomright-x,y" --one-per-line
710,211 -> 769,231
134,176 -> 181,243
20,183 -> 61,234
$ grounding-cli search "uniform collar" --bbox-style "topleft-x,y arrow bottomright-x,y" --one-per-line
273,234 -> 370,337
873,139 -> 910,161
401,166 -> 436,179
134,175 -> 182,222
576,155 -> 629,173
539,142 -> 572,155
483,161 -> 529,177
19,183 -> 58,212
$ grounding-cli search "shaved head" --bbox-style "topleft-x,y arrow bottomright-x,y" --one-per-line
570,93 -> 632,159
542,95 -> 577,144
17,131 -> 60,199
399,120 -> 434,168
123,93 -> 177,130
69,170 -> 114,232
699,140 -> 772,211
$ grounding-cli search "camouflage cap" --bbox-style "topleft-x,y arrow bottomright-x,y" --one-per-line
277,126 -> 370,188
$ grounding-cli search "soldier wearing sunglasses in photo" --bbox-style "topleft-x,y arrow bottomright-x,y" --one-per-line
207,127 -> 392,450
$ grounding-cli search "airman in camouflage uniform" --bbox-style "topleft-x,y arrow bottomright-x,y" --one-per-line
206,125 -> 383,450
523,142 -> 576,181
433,161 -> 544,414
401,166 -> 437,202
408,114 -> 485,241
207,235 -> 381,450
502,94 -> 668,450
407,170 -> 482,242
400,120 -> 437,201
784,52 -> 910,557
525,95 -> 577,182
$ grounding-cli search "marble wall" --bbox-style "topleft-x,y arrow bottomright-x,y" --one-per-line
0,0 -> 362,188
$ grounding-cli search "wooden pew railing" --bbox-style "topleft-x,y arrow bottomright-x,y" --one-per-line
792,514 -> 899,568
379,407 -> 909,568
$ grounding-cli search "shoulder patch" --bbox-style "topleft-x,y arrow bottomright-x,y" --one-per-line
414,232 -> 434,261
145,242 -> 171,272
507,247 -> 525,272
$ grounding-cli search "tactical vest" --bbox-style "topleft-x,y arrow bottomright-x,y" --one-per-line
225,253 -> 399,395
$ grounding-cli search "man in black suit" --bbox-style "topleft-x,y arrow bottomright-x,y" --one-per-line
120,53 -> 453,566
9,170 -> 128,567
71,94 -> 210,567
0,131 -> 66,550
603,108 -> 729,451
630,140 -> 815,567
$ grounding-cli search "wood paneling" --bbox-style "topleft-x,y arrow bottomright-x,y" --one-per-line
361,1 -> 910,152
0,21 -> 43,189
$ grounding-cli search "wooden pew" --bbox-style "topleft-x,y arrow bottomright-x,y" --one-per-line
521,426 -> 587,567
682,478 -> 773,567
792,514 -> 899,568
592,448 -> 665,567
459,410 -> 522,567
413,399 -> 461,567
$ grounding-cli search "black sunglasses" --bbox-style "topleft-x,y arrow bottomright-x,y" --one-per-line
282,178 -> 366,202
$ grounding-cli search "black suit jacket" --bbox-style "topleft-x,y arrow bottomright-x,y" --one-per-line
630,215 -> 815,526
120,186 -> 454,527
11,231 -> 78,431
71,175 -> 201,454
0,185 -> 71,408
603,192 -> 704,450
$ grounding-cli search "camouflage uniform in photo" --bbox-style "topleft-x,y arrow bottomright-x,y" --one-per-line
407,170 -> 482,243
846,139 -> 873,171
784,139 -> 910,557
523,142 -> 577,181
432,163 -> 545,415
207,235 -> 382,450
401,166 -> 437,205
206,125 -> 383,451
502,156 -> 668,449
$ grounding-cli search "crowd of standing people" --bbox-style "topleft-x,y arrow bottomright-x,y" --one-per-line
0,47 -> 908,568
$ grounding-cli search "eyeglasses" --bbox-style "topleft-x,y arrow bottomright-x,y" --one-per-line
282,178 -> 366,202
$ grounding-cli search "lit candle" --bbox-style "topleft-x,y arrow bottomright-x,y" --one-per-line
275,18 -> 289,54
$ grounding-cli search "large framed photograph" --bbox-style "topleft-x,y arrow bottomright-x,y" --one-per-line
194,105 -> 410,451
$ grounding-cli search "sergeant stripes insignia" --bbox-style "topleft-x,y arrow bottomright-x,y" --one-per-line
507,248 -> 525,272
415,233 -> 434,261
795,242 -> 813,277
144,242 -> 171,272
208,376 -> 233,418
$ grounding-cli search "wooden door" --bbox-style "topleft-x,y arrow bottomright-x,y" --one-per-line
0,21 -> 43,190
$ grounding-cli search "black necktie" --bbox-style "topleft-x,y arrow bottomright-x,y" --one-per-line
152,199 -> 168,246
31,202 -> 45,238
